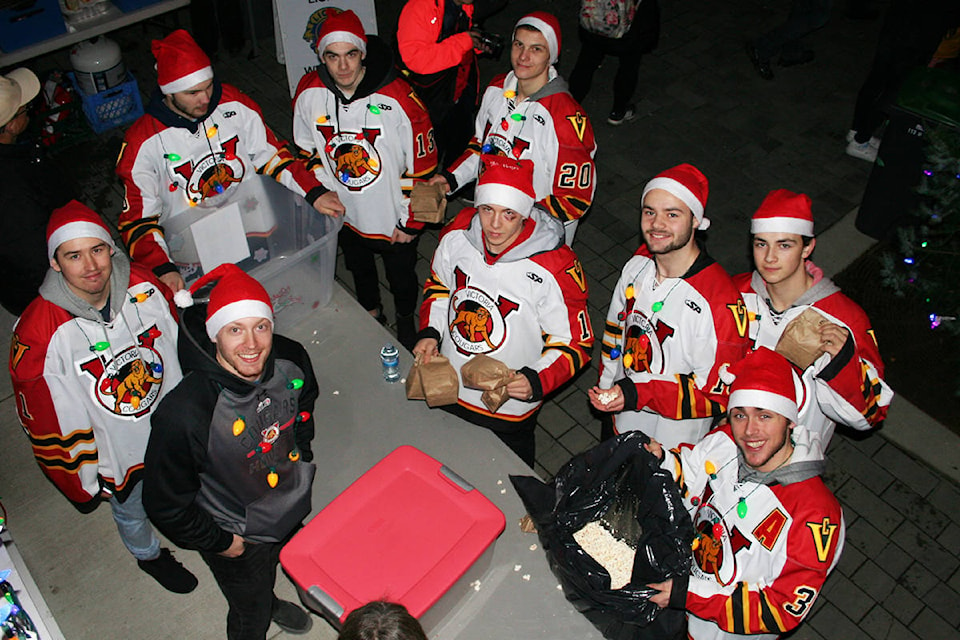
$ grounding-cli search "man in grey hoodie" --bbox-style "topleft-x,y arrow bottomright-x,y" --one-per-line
9,201 -> 197,594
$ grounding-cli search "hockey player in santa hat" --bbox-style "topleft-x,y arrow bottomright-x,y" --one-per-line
590,163 -> 749,450
10,201 -> 197,594
414,155 -> 594,466
733,189 -> 892,446
144,263 -> 319,638
644,347 -> 845,640
292,9 -> 437,351
431,10 -> 598,245
116,28 -> 344,296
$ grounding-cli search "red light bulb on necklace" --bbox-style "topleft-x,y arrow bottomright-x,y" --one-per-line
355,132 -> 364,141
168,182 -> 177,192
224,151 -> 236,161
500,118 -> 509,131
712,522 -> 724,539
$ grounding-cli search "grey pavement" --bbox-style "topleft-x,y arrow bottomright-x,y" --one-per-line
4,0 -> 960,638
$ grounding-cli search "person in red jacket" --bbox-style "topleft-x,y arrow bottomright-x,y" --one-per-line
396,0 -> 484,167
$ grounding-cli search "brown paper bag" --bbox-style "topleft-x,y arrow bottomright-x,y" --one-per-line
410,182 -> 447,223
405,354 -> 460,407
775,307 -> 829,369
461,354 -> 513,413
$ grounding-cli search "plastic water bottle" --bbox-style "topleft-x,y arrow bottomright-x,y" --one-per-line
380,343 -> 400,383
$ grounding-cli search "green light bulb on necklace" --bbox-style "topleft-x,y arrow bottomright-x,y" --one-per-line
287,378 -> 304,390
737,497 -> 748,519
651,301 -> 664,312
89,341 -> 110,352
510,113 -> 525,122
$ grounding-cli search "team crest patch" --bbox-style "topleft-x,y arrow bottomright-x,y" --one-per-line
80,343 -> 165,417
448,287 -> 519,355
172,136 -> 245,205
316,127 -> 384,191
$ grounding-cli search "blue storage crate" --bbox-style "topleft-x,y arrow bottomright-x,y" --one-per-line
0,0 -> 66,52
68,72 -> 144,134
112,0 -> 162,12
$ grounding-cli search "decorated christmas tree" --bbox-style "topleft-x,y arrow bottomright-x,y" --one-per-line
880,125 -> 960,391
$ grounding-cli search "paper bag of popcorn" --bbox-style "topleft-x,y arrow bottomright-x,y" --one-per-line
461,354 -> 512,413
775,307 -> 828,369
406,354 -> 459,407
409,181 -> 447,224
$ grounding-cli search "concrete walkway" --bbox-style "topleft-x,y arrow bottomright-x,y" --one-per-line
3,0 -> 959,638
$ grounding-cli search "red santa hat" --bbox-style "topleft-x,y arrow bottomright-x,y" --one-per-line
724,347 -> 801,424
751,189 -> 815,237
515,12 -> 562,64
175,263 -> 274,342
475,155 -> 536,217
642,163 -> 711,230
46,200 -> 117,261
315,9 -> 367,56
152,29 -> 214,95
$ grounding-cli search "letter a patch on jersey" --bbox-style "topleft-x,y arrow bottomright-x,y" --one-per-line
807,517 -> 839,562
566,112 -> 588,142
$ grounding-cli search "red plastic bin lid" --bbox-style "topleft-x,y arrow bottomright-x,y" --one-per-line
280,445 -> 505,623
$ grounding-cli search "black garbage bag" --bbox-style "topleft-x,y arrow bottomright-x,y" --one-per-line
511,431 -> 693,640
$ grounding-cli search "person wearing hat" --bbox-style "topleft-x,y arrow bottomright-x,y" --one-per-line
9,201 -> 197,595
0,67 -> 76,316
431,11 -> 597,245
643,347 -> 845,640
116,29 -> 345,296
733,189 -> 892,446
413,155 -> 594,466
143,263 -> 319,638
589,163 -> 749,450
292,9 -> 437,350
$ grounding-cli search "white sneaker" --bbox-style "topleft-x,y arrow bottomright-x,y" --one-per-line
846,129 -> 881,148
607,106 -> 637,126
845,138 -> 879,162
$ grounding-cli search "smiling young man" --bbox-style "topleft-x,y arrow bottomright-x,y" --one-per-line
433,11 -> 597,245
9,201 -> 197,595
117,29 -> 343,296
590,164 -> 749,450
413,156 -> 593,465
144,263 -> 319,639
733,189 -> 892,446
644,347 -> 845,640
293,10 -> 437,350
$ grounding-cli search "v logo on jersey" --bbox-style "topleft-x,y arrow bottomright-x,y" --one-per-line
727,298 -> 750,338
806,517 -> 839,562
566,112 -> 588,142
9,334 -> 29,371
565,259 -> 587,293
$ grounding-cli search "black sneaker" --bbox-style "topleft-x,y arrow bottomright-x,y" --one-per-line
137,548 -> 198,594
272,600 -> 313,634
607,105 -> 637,126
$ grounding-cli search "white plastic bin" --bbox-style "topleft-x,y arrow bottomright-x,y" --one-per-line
164,174 -> 341,331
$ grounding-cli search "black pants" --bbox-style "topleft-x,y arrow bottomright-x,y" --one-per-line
338,225 -> 420,317
201,541 -> 282,640
568,2 -> 660,114
755,0 -> 832,60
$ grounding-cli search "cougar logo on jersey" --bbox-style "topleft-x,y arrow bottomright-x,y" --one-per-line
318,128 -> 384,191
448,286 -> 519,355
80,345 -> 165,417
623,311 -> 675,374
173,136 -> 245,204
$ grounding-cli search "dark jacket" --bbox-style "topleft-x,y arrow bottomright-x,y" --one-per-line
143,304 -> 318,551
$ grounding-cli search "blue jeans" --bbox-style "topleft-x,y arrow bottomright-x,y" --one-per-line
109,482 -> 161,561
756,0 -> 832,60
